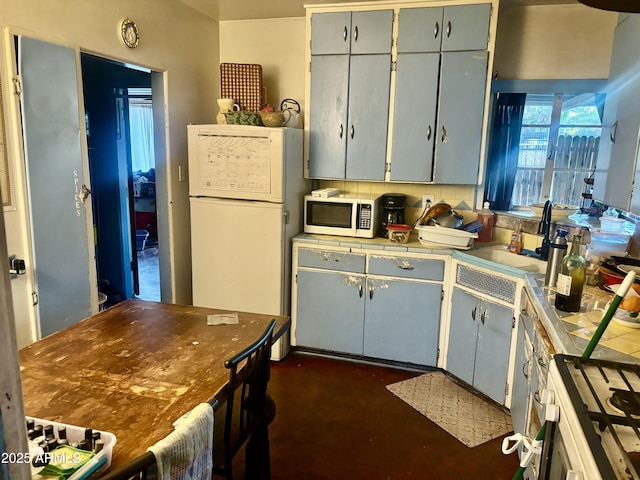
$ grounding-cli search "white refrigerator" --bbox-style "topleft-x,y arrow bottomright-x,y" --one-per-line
187,125 -> 310,360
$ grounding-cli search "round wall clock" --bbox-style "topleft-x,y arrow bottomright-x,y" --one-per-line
121,19 -> 139,48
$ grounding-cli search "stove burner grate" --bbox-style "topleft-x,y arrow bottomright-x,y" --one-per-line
611,391 -> 640,417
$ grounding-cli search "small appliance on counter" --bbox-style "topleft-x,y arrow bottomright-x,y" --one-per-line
303,194 -> 380,238
380,193 -> 406,237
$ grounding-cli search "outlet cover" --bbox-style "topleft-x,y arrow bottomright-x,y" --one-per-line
422,194 -> 435,209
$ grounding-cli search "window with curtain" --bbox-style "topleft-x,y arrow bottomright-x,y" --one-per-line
129,96 -> 154,173
484,81 -> 605,211
512,93 -> 602,207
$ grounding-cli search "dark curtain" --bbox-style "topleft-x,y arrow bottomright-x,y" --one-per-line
484,93 -> 526,211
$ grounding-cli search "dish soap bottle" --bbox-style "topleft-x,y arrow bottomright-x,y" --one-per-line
554,234 -> 586,312
476,202 -> 494,242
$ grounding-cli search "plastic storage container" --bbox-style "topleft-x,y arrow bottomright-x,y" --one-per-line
416,225 -> 478,249
589,231 -> 631,257
599,216 -> 625,233
26,416 -> 116,479
387,224 -> 411,244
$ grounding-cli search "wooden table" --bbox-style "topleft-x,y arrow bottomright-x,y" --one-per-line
19,299 -> 290,469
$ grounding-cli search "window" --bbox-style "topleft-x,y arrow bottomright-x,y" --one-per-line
511,93 -> 602,207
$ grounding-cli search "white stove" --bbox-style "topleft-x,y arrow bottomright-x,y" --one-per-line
545,355 -> 640,479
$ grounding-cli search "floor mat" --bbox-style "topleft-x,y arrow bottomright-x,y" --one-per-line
386,371 -> 513,448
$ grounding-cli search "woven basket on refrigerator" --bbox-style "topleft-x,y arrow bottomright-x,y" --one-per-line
220,63 -> 264,112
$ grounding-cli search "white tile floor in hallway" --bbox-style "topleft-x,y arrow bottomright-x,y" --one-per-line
137,245 -> 160,301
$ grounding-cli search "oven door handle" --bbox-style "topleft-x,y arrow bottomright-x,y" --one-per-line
502,432 -> 543,468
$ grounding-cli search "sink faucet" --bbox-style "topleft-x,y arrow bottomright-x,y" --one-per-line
535,200 -> 553,261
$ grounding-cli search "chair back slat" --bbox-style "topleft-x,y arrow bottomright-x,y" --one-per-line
214,319 -> 277,479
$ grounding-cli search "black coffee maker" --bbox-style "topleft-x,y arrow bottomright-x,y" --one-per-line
380,193 -> 406,237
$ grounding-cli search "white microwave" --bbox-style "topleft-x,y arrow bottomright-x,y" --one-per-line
303,195 -> 379,238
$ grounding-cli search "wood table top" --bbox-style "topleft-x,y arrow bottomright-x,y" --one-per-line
19,299 -> 290,469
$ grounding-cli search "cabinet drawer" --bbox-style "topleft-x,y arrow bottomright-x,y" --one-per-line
298,248 -> 366,273
368,255 -> 444,281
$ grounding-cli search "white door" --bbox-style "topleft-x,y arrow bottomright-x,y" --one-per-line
19,36 -> 94,336
190,197 -> 284,315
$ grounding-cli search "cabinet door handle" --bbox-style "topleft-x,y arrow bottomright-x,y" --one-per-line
354,25 -> 358,42
441,126 -> 448,143
369,286 -> 374,300
471,305 -> 477,321
434,21 -> 439,39
446,21 -> 452,38
480,310 -> 486,325
537,356 -> 547,369
523,360 -> 530,380
339,124 -> 343,139
426,125 -> 432,141
610,120 -> 618,143
398,263 -> 414,270
350,125 -> 354,139
358,284 -> 363,298
343,26 -> 348,42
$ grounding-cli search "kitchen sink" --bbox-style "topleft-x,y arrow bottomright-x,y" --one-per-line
466,245 -> 547,273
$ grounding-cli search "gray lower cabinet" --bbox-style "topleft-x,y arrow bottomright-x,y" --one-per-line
363,277 -> 441,365
295,268 -> 366,355
296,269 -> 441,365
447,286 -> 514,404
294,246 -> 443,366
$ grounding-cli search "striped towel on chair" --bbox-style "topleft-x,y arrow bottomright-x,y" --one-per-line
148,403 -> 214,480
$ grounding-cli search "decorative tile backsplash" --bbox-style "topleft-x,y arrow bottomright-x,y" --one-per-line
317,180 -> 477,226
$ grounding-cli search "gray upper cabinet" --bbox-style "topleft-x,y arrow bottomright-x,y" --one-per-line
311,12 -> 352,55
309,9 -> 393,180
441,4 -> 491,51
390,52 -> 440,182
309,55 -> 349,178
397,7 -> 444,53
308,2 -> 493,184
345,54 -> 391,180
311,10 -> 393,55
390,4 -> 490,183
350,10 -> 394,54
435,51 -> 488,184
397,5 -> 491,53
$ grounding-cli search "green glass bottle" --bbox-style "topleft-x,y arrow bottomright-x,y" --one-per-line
554,234 -> 586,312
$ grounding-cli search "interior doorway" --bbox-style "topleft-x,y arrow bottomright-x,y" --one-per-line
81,54 -> 160,305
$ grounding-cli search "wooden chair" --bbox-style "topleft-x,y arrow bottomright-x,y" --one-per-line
213,319 -> 277,480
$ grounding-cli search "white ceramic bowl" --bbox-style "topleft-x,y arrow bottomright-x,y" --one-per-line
528,203 -> 580,221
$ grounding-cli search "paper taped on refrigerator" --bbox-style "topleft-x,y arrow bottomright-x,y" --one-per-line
187,125 -> 291,202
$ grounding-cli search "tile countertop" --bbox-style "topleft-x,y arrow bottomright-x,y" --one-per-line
524,274 -> 640,363
293,233 -> 544,279
295,233 -> 640,362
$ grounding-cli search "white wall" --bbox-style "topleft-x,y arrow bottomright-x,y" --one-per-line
219,18 -> 307,115
1,0 -> 219,347
494,4 -> 617,79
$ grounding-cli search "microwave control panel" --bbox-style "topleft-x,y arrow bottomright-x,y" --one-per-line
358,204 -> 372,229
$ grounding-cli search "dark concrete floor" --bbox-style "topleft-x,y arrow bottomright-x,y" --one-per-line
234,351 -> 521,479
